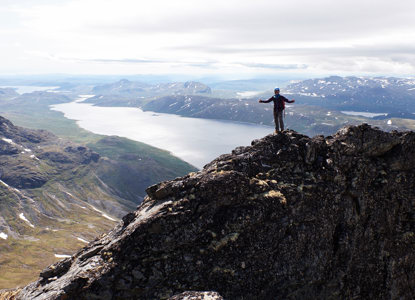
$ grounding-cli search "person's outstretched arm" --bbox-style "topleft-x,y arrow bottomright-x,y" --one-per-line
259,96 -> 273,103
282,96 -> 295,103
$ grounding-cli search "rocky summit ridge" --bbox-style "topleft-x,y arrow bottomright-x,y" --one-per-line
2,124 -> 415,299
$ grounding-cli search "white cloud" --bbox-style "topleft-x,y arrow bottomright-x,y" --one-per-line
1,0 -> 415,76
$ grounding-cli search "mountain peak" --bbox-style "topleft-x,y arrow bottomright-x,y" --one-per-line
3,125 -> 415,299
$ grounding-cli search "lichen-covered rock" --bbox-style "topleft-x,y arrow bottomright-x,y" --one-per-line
4,124 -> 415,300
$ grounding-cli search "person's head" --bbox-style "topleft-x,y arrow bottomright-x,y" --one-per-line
274,87 -> 280,94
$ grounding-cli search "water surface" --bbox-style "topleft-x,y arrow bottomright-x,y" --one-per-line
0,86 -> 59,94
51,101 -> 273,168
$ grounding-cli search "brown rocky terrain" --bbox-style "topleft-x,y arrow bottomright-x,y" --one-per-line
1,124 -> 414,299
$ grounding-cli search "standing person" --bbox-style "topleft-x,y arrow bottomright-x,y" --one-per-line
258,87 -> 295,133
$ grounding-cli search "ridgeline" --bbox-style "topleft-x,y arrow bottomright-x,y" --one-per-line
1,124 -> 414,299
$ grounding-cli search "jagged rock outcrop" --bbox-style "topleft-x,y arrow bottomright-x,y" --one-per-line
4,124 -> 415,299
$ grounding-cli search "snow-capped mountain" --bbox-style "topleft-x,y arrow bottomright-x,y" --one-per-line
285,76 -> 415,113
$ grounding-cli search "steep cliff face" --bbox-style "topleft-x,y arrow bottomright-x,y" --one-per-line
4,124 -> 415,299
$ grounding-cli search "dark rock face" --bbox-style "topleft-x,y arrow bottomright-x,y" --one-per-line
0,167 -> 48,189
64,146 -> 100,164
8,124 -> 415,300
36,151 -> 74,164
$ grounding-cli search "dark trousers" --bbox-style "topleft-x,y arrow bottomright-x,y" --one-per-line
273,110 -> 284,131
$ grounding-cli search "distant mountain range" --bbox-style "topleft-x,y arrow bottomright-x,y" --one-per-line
284,76 -> 415,113
80,76 -> 415,136
13,91 -> 71,105
3,75 -> 415,137
92,79 -> 211,97
0,88 -> 19,101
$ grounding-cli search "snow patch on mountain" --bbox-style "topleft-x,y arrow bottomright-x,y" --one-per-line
89,204 -> 118,222
77,237 -> 89,243
55,254 -> 71,259
0,179 -> 10,188
2,138 -> 13,144
30,154 -> 40,161
19,213 -> 35,228
65,191 -> 75,198
0,180 -> 34,202
102,214 -> 117,222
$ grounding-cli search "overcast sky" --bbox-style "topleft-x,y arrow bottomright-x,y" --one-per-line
1,0 -> 415,78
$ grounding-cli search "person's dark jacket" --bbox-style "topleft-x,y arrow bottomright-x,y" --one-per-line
261,95 -> 294,111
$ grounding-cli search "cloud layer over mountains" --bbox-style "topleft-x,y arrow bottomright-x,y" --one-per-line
1,0 -> 415,76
